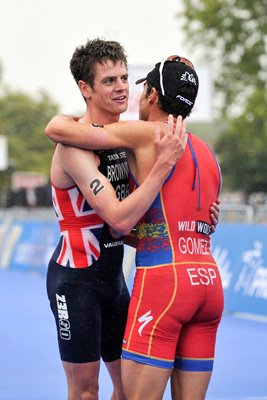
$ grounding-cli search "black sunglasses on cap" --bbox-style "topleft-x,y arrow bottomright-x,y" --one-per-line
159,55 -> 195,96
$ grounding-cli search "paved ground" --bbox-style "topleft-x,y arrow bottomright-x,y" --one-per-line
0,269 -> 266,400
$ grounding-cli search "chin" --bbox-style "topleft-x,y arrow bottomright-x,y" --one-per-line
139,112 -> 146,121
117,104 -> 128,115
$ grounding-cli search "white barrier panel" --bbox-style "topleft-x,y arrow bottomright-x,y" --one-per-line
0,136 -> 8,171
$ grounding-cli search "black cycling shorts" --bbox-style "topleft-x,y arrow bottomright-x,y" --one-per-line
46,259 -> 130,363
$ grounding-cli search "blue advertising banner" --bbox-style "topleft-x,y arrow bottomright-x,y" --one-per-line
0,216 -> 266,316
0,218 -> 59,275
211,224 -> 267,316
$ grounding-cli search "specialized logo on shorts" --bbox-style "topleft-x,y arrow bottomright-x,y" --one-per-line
138,310 -> 153,336
56,294 -> 71,340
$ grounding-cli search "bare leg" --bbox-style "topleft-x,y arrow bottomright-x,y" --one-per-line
122,359 -> 171,400
170,369 -> 212,400
63,360 -> 100,400
105,359 -> 127,400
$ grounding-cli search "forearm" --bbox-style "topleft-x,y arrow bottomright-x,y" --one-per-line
106,161 -> 171,235
105,117 -> 187,234
45,115 -> 154,149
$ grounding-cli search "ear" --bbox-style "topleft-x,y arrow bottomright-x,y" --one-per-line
147,87 -> 159,104
78,80 -> 92,99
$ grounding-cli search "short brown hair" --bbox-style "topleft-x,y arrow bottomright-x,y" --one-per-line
70,38 -> 128,87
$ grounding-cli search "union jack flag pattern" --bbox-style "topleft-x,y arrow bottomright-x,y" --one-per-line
51,184 -> 104,268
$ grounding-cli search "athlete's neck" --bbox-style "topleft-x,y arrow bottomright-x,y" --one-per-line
79,108 -> 120,126
145,108 -> 179,124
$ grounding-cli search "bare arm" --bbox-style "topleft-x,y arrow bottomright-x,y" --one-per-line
58,116 -> 187,236
45,114 -> 165,151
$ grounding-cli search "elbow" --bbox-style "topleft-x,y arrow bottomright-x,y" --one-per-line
44,123 -> 55,141
44,121 -> 60,142
94,202 -> 134,236
110,220 -> 132,236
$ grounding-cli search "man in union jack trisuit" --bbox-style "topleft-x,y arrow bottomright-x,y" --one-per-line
46,55 -> 223,400
46,39 -> 188,400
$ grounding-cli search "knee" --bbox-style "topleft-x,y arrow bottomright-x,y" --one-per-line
81,392 -> 98,400
69,385 -> 99,400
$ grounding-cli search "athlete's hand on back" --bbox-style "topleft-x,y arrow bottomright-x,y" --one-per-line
154,114 -> 187,169
210,198 -> 221,234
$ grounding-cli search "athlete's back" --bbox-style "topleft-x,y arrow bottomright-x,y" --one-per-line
135,133 -> 221,267
122,132 -> 224,373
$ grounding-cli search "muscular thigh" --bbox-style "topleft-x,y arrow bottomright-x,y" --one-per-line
101,272 -> 130,362
47,260 -> 103,363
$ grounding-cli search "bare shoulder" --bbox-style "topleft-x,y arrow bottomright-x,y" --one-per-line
106,120 -> 156,148
57,143 -> 94,158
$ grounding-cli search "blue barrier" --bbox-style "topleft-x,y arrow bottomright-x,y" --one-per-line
0,216 -> 266,316
0,218 -> 59,275
211,223 -> 267,316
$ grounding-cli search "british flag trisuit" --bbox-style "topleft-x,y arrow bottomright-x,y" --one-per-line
46,149 -> 130,363
122,133 -> 224,371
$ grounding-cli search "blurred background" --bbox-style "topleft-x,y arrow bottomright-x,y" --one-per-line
0,0 -> 266,398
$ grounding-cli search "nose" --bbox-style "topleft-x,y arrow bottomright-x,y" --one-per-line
116,78 -> 128,91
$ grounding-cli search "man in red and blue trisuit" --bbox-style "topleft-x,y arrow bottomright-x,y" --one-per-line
120,56 -> 224,400
123,130 -> 223,368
